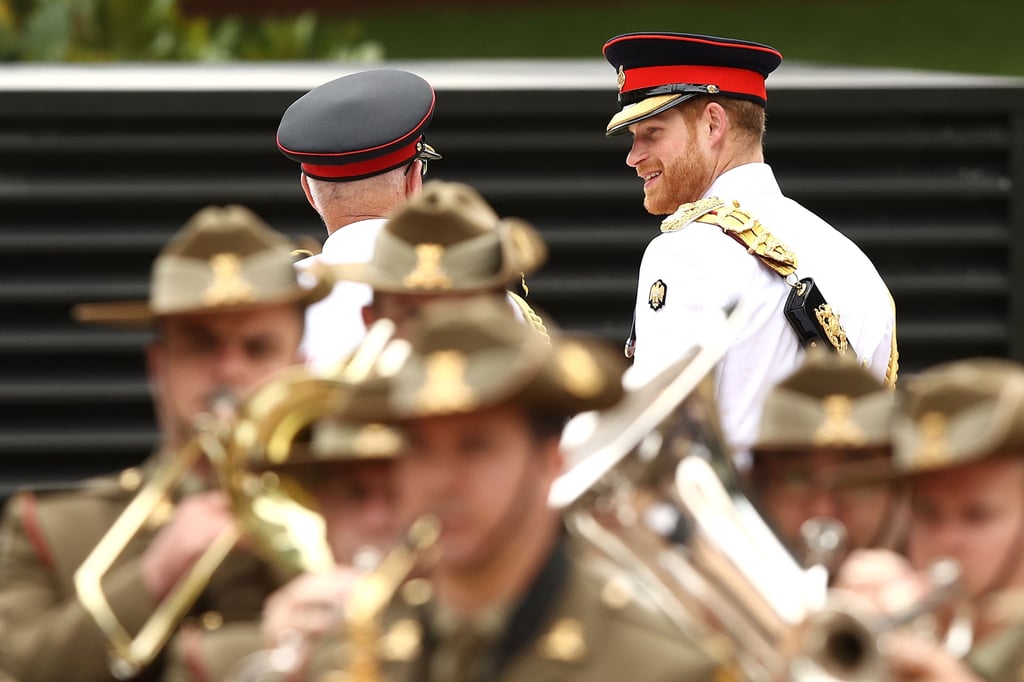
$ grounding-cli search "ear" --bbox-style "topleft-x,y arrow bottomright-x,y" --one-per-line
541,436 -> 565,489
703,101 -> 729,147
300,173 -> 318,211
403,162 -> 424,197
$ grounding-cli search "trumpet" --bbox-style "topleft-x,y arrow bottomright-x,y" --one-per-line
74,319 -> 401,678
550,301 -> 970,681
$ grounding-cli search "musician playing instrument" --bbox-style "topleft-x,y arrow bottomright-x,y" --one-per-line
835,358 -> 1024,681
0,206 -> 325,682
301,296 -> 725,682
748,349 -> 905,567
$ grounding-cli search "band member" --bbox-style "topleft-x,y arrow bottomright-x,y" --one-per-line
0,206 -> 325,682
301,296 -> 728,681
836,358 -> 1024,681
748,350 -> 902,565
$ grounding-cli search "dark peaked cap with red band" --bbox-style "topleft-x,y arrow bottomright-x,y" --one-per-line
603,32 -> 783,136
277,69 -> 441,182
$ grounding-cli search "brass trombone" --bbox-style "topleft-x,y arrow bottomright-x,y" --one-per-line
73,395 -> 242,680
74,319 -> 400,678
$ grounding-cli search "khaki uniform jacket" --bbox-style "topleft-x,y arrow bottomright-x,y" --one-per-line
967,617 -> 1024,682
303,538 -> 724,682
0,465 -> 279,682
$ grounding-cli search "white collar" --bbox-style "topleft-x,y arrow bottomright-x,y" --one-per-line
704,163 -> 782,200
321,218 -> 387,259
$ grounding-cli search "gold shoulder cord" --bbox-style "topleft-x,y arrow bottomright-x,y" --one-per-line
885,292 -> 900,388
663,198 -> 862,356
691,199 -> 798,278
507,291 -> 551,344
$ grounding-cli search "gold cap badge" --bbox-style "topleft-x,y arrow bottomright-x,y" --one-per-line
416,350 -> 478,414
616,65 -> 626,91
202,253 -> 254,306
813,395 -> 867,447
403,243 -> 452,290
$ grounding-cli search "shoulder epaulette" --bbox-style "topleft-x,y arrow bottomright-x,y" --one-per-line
508,291 -> 551,344
661,197 -> 798,278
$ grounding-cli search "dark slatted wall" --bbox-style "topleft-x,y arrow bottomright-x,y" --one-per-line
2,66 -> 1023,494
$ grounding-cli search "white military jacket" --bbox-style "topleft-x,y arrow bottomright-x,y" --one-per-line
629,163 -> 895,459
296,218 -> 384,374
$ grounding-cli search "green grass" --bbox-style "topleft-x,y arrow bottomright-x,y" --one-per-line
343,0 -> 1024,76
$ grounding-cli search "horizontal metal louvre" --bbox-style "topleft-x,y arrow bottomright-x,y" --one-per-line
1,63 -> 1022,495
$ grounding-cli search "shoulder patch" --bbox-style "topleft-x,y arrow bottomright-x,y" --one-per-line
660,197 -> 727,233
648,279 -> 667,311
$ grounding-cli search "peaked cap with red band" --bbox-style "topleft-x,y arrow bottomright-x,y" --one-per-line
277,69 -> 441,182
603,32 -> 783,136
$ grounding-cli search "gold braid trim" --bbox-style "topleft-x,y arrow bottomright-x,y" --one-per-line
885,291 -> 900,388
692,199 -> 799,277
508,291 -> 551,344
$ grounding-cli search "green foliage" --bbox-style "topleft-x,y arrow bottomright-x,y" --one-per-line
0,0 -> 384,62
350,0 -> 1024,76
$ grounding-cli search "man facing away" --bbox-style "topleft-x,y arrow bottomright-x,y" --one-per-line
277,68 -> 442,373
604,32 -> 896,460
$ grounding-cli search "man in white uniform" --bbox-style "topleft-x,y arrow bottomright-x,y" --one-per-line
603,32 -> 897,459
276,69 -> 442,373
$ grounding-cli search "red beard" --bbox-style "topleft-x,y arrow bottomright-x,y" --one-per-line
642,144 -> 716,216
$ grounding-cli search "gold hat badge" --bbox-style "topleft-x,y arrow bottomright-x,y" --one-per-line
403,243 -> 452,290
812,395 -> 866,448
912,412 -> 952,469
416,350 -> 478,414
201,253 -> 254,307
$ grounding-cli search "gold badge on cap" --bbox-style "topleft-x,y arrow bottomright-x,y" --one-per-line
813,395 -> 866,448
616,64 -> 626,91
403,243 -> 452,290
202,253 -> 254,306
648,279 -> 667,311
914,412 -> 952,468
417,350 -> 478,414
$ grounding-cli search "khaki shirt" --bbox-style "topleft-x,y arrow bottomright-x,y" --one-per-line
0,465 -> 278,682
966,590 -> 1024,682
303,540 -> 725,682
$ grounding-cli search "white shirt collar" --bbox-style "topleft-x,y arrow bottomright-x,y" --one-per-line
704,162 -> 782,200
321,217 -> 386,259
